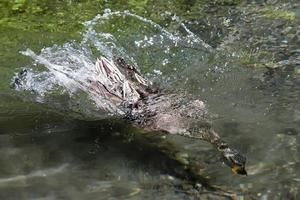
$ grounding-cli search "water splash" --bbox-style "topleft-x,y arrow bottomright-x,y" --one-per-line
12,10 -> 212,119
16,47 -> 124,116
84,10 -> 212,52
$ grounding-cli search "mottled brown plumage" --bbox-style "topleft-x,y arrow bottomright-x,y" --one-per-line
90,56 -> 247,175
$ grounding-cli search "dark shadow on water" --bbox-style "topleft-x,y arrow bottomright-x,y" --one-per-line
71,119 -> 212,186
1,117 -> 236,199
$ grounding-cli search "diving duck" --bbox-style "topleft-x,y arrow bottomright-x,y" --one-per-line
88,56 -> 247,175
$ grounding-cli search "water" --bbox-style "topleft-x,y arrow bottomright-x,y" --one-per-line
1,1 -> 300,199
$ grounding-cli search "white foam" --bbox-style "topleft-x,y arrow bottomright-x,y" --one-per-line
13,10 -> 212,118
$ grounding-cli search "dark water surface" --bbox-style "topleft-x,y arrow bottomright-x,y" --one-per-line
1,1 -> 300,199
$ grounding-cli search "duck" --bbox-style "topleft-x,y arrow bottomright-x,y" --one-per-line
88,56 -> 247,175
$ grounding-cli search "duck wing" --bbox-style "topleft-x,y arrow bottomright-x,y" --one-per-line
89,57 -> 149,108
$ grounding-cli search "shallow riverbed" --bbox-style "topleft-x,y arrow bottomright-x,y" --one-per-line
1,1 -> 299,199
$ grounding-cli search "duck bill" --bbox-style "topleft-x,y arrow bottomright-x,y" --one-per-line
231,165 -> 247,176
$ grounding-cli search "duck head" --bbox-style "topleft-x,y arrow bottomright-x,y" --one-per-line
218,144 -> 247,175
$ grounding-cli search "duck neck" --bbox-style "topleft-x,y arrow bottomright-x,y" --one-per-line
203,129 -> 229,153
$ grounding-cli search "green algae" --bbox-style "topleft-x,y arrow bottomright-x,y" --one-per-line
261,7 -> 296,21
